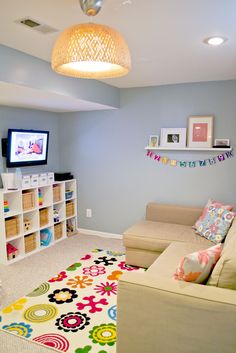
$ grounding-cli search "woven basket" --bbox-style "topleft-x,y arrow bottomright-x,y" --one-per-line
22,191 -> 35,211
24,233 -> 36,253
66,201 -> 74,218
53,185 -> 61,203
39,208 -> 49,227
54,222 -> 63,240
5,217 -> 19,238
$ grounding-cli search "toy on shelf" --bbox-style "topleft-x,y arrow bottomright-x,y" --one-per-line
38,188 -> 43,206
7,243 -> 18,260
40,228 -> 52,246
53,209 -> 60,223
24,219 -> 31,232
67,219 -> 76,236
65,190 -> 73,200
4,200 -> 9,213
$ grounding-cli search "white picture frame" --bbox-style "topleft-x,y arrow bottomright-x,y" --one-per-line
148,135 -> 159,148
160,128 -> 186,148
187,116 -> 214,148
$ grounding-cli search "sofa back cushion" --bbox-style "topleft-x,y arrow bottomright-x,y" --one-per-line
146,203 -> 202,226
194,207 -> 235,244
193,199 -> 234,230
207,218 -> 236,289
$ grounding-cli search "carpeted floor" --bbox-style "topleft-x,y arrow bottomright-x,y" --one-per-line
0,233 -> 124,353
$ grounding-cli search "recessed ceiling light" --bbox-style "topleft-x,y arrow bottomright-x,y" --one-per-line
204,36 -> 227,46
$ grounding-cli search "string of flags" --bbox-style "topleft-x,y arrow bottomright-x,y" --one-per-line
146,149 -> 234,167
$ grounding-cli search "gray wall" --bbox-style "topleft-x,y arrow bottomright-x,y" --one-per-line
0,45 -> 120,108
0,106 -> 60,177
59,80 -> 236,234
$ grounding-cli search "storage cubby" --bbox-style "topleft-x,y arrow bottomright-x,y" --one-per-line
23,210 -> 39,235
24,232 -> 37,254
65,180 -> 77,200
66,217 -> 77,237
66,200 -> 75,218
54,221 -> 65,241
38,186 -> 53,208
7,238 -> 24,263
5,215 -> 21,239
0,179 -> 77,264
39,206 -> 52,228
3,190 -> 22,217
53,183 -> 65,203
22,189 -> 37,211
40,227 -> 53,247
53,202 -> 65,224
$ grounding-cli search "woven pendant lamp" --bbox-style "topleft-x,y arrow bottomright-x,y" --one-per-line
51,0 -> 131,79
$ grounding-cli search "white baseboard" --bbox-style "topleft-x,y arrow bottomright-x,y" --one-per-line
78,228 -> 122,240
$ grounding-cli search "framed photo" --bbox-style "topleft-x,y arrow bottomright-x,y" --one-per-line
187,116 -> 214,148
160,128 -> 186,148
148,135 -> 159,148
214,139 -> 230,147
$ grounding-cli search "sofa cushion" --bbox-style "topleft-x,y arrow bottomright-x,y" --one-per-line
173,244 -> 222,283
146,202 -> 202,226
195,206 -> 235,244
147,242 -> 211,279
207,218 -> 236,289
123,221 -> 212,253
193,199 -> 234,230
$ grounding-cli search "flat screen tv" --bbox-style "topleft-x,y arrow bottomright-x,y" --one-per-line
7,129 -> 49,168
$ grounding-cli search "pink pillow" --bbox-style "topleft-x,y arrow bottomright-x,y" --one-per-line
193,199 -> 234,230
173,244 -> 222,284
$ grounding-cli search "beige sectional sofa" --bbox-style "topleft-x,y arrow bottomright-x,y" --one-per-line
117,202 -> 236,353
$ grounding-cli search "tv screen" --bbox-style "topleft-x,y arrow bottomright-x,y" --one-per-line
7,129 -> 49,168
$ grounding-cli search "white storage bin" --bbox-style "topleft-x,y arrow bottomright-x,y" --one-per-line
39,173 -> 47,186
22,175 -> 31,189
31,174 -> 39,187
47,172 -> 54,184
1,173 -> 17,190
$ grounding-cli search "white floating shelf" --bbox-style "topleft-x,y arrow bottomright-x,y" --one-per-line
145,146 -> 232,152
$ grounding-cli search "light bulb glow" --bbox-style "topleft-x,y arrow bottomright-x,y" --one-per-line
204,36 -> 227,46
62,61 -> 121,73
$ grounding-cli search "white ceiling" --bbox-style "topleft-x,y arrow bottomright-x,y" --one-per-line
0,0 -> 236,89
0,82 -> 115,112
0,0 -> 236,113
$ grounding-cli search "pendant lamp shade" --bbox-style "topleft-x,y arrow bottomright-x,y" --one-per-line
51,23 -> 131,79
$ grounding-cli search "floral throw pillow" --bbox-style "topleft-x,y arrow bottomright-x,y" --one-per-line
174,244 -> 222,284
195,207 -> 235,244
193,199 -> 234,230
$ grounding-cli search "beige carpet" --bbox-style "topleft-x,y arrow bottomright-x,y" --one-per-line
0,233 -> 124,353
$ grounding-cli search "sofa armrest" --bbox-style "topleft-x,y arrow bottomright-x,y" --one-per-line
117,273 -> 236,353
146,202 -> 202,226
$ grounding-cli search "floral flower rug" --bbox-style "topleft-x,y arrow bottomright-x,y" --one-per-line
0,249 -> 144,353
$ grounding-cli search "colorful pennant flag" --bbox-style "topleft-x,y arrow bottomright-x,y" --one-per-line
146,149 -> 233,168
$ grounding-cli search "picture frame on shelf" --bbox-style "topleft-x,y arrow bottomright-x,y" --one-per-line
160,128 -> 186,148
148,135 -> 159,148
214,139 -> 230,147
187,116 -> 214,148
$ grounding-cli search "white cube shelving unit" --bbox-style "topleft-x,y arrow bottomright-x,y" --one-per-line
0,179 -> 78,265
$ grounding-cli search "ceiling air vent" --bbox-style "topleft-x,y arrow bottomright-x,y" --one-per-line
20,18 -> 40,28
16,17 -> 58,34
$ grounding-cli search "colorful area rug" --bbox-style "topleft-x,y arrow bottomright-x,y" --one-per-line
0,249 -> 144,353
